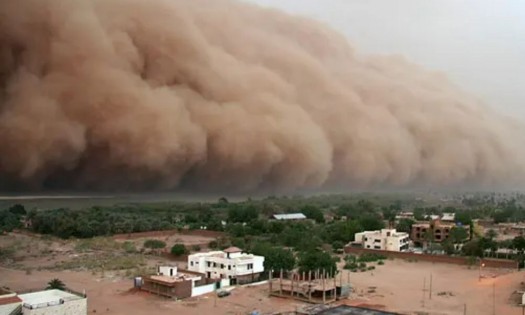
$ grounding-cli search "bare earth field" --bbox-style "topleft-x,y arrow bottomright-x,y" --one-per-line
342,259 -> 524,315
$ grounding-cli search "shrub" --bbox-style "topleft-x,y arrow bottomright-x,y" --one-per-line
367,266 -> 375,270
170,244 -> 188,256
122,241 -> 137,253
192,244 -> 201,252
377,260 -> 385,265
358,253 -> 387,262
359,262 -> 367,268
143,239 -> 166,249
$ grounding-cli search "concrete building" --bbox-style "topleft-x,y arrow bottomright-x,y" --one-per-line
353,229 -> 410,252
411,219 -> 470,245
441,213 -> 456,222
394,211 -> 414,221
187,247 -> 264,284
138,266 -> 229,299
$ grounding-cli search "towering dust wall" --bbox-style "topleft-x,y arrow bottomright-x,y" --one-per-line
0,0 -> 524,192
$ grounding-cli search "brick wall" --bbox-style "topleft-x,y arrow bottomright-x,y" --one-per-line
343,246 -> 518,269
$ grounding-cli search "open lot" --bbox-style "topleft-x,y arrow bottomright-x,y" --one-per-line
342,259 -> 524,315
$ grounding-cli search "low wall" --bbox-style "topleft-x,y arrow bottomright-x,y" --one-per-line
191,283 -> 215,297
343,247 -> 518,269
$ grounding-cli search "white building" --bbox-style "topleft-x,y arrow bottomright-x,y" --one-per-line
16,289 -> 87,315
441,213 -> 456,222
187,247 -> 264,284
354,229 -> 410,252
272,213 -> 307,221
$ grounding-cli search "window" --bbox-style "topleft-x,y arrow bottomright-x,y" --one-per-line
366,245 -> 371,249
221,264 -> 225,269
435,229 -> 441,234
247,263 -> 253,270
190,261 -> 194,266
213,262 -> 217,268
228,265 -> 231,270
364,237 -> 368,241
207,262 -> 211,267
387,232 -> 391,237
374,246 -> 381,249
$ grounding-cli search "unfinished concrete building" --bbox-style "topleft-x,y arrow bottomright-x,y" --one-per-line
268,270 -> 350,304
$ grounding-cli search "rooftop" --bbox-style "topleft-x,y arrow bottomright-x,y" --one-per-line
19,289 -> 84,308
223,246 -> 243,253
273,213 -> 307,220
317,305 -> 401,315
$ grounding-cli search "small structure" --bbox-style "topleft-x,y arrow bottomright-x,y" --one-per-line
353,229 -> 410,251
441,213 -> 456,222
139,266 -> 229,299
272,213 -> 307,221
394,211 -> 414,221
18,289 -> 87,315
188,247 -> 264,284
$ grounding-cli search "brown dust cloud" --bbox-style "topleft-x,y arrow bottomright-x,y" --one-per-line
0,0 -> 524,193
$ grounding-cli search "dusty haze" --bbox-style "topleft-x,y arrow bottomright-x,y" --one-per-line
0,0 -> 524,193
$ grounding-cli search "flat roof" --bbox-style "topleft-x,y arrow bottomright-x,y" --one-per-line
317,305 -> 401,315
273,213 -> 307,220
19,289 -> 84,307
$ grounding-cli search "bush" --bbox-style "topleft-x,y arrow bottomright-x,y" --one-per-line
344,262 -> 358,270
192,244 -> 201,252
358,253 -> 387,262
122,241 -> 137,253
367,266 -> 375,270
377,260 -> 385,265
208,240 -> 218,249
358,262 -> 367,268
143,239 -> 166,249
170,244 -> 189,256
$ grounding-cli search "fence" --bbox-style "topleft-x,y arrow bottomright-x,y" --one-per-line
343,246 -> 518,269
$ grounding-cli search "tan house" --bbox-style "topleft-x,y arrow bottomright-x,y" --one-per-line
411,219 -> 470,245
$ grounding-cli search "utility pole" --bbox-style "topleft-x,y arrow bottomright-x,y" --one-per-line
422,277 -> 426,308
493,282 -> 496,315
429,273 -> 433,300
463,303 -> 467,315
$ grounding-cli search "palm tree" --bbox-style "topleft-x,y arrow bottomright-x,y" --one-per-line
46,278 -> 66,291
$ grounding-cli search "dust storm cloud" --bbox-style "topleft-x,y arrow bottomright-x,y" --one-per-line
0,0 -> 524,193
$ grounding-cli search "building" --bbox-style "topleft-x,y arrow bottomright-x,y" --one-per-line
0,288 -> 22,315
441,213 -> 456,222
394,211 -> 414,221
187,247 -> 264,284
272,213 -> 307,221
411,219 -> 470,245
0,288 -> 87,315
353,229 -> 410,252
138,266 -> 229,299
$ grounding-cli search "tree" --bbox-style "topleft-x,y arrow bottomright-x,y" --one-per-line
8,204 -> 26,216
46,278 -> 66,290
301,205 -> 325,224
298,250 -> 337,277
396,219 -> 415,233
449,227 -> 469,244
171,244 -> 189,256
143,239 -> 166,249
358,214 -> 384,231
251,242 -> 296,273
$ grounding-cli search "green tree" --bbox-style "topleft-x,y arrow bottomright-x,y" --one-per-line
359,214 -> 384,231
252,242 -> 295,272
298,250 -> 337,277
301,205 -> 325,223
486,229 -> 498,240
171,244 -> 189,256
449,227 -> 469,243
46,278 -> 66,290
396,219 -> 415,233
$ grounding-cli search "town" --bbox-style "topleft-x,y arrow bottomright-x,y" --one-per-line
1,192 -> 525,314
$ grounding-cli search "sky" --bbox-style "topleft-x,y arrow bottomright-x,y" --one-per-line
244,0 -> 525,118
